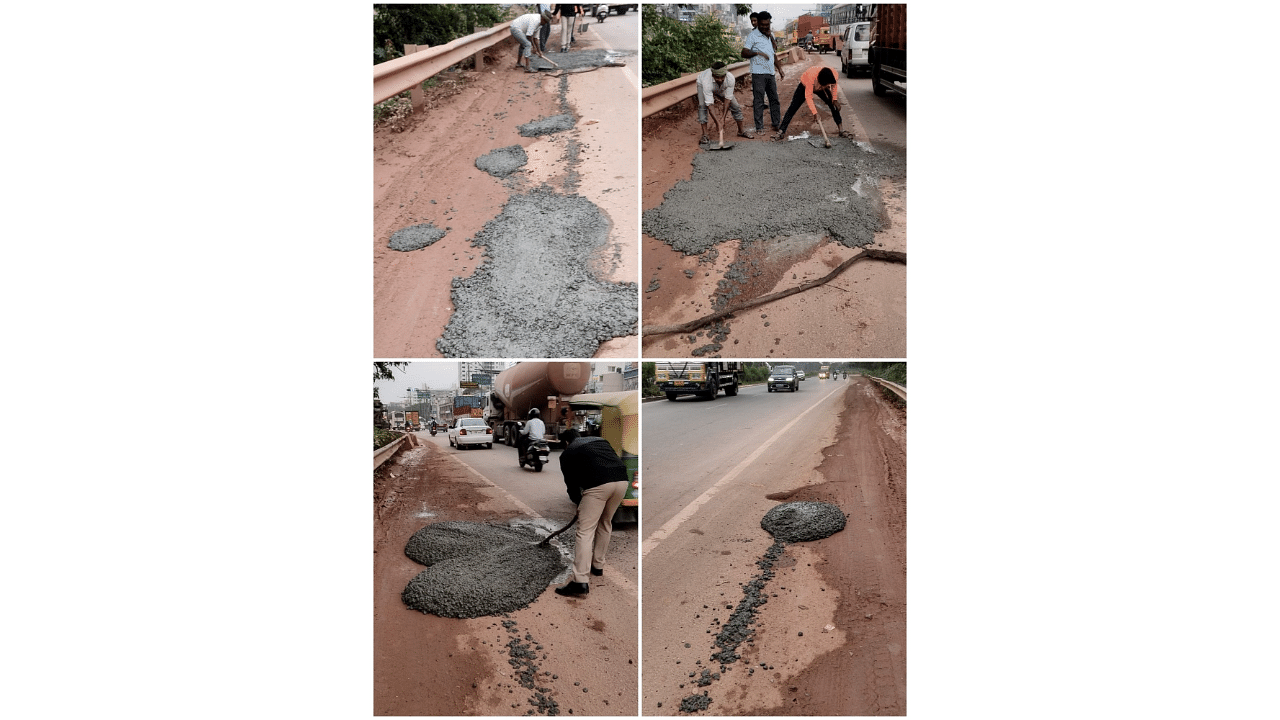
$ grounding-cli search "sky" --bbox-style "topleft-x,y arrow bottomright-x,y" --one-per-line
749,4 -> 810,26
373,362 -> 462,406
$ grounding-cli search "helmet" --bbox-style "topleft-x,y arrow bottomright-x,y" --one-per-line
528,408 -> 541,419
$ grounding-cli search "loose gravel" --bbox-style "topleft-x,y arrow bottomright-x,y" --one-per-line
388,222 -> 447,252
518,113 -> 576,137
476,145 -> 529,177
642,141 -> 903,255
760,501 -> 848,543
436,187 -> 638,357
401,521 -> 565,619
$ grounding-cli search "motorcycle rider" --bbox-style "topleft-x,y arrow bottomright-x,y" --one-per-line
518,408 -> 546,461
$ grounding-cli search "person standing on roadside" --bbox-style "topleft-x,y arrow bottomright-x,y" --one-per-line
741,11 -> 785,135
557,3 -> 582,52
552,428 -> 629,597
538,3 -> 559,59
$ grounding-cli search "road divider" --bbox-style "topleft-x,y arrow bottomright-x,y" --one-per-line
374,21 -> 515,105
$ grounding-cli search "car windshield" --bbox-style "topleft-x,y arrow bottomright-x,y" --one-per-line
854,23 -> 868,41
460,418 -> 485,427
774,366 -> 794,373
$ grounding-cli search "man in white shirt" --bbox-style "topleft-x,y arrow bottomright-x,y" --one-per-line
740,11 -> 785,134
510,11 -> 552,73
519,408 -> 546,456
696,62 -> 753,143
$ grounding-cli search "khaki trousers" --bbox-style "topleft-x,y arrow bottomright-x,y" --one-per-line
573,480 -> 627,583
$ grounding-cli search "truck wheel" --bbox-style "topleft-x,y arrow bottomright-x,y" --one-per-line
872,63 -> 887,97
666,392 -> 677,401
725,383 -> 738,396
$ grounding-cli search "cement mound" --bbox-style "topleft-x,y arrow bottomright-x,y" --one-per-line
388,222 -> 447,252
476,145 -> 528,177
518,114 -> 575,137
532,48 -> 628,73
401,521 -> 566,618
641,141 -> 903,255
436,188 -> 638,357
760,501 -> 847,542
405,521 -> 540,565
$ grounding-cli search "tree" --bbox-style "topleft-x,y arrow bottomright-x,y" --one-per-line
642,6 -> 741,86
374,4 -> 510,64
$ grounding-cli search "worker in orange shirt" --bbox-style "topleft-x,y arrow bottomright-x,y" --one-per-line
773,66 -> 856,141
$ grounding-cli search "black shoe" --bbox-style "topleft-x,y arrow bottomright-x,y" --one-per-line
591,567 -> 603,576
555,581 -> 590,596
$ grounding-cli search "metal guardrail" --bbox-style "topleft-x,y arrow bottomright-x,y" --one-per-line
374,433 -> 412,470
868,376 -> 906,400
641,48 -> 802,118
374,21 -> 515,105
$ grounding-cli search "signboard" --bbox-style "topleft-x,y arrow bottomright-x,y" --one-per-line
459,381 -> 479,389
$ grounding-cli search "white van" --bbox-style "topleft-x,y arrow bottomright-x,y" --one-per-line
840,21 -> 871,77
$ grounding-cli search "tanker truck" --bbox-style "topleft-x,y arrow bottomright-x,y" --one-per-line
485,362 -> 592,447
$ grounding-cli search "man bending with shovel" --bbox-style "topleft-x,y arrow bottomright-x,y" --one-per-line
552,428 -> 629,597
511,10 -> 553,74
773,66 -> 855,142
697,62 -> 753,145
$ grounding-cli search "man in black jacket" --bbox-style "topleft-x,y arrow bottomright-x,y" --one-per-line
553,428 -> 629,596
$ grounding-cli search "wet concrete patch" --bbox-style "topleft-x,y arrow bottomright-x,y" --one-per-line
436,188 -> 638,357
760,501 -> 847,543
476,144 -> 529,177
388,222 -> 447,252
401,521 -> 566,619
642,141 -> 904,255
532,48 -> 629,73
519,114 -> 576,137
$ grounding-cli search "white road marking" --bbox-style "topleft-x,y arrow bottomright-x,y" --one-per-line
641,383 -> 847,556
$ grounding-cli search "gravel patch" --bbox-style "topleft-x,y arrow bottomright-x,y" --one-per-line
476,145 -> 529,177
388,222 -> 447,252
518,114 -> 576,137
401,521 -> 565,619
436,188 -> 638,357
642,141 -> 903,255
760,501 -> 848,543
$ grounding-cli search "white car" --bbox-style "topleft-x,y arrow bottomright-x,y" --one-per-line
448,417 -> 493,449
797,370 -> 807,381
840,21 -> 871,78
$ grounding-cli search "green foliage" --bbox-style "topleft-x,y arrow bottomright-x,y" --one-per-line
850,362 -> 906,386
374,4 -> 511,65
642,362 -> 662,397
743,363 -> 771,383
374,362 -> 409,382
374,427 -> 402,450
642,6 -> 741,86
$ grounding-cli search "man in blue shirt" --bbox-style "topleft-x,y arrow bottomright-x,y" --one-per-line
741,11 -> 786,135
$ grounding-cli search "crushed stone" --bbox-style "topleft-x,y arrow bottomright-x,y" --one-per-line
476,145 -> 529,177
401,521 -> 565,619
642,141 -> 903,255
518,113 -> 576,137
436,187 -> 638,357
760,501 -> 847,543
388,222 -> 447,252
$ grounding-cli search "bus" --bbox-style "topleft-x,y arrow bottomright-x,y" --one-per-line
829,3 -> 872,43
819,364 -> 831,379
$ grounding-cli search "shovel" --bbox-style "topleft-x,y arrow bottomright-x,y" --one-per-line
538,513 -> 578,546
705,100 -> 734,151
535,49 -> 560,68
814,114 -> 833,149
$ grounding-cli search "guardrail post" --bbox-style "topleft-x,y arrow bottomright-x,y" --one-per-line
405,44 -> 425,110
472,25 -> 485,71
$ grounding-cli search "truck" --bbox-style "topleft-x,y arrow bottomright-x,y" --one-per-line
484,362 -> 592,446
795,14 -> 826,46
869,4 -> 906,97
818,364 -> 831,379
452,395 -> 485,422
405,410 -> 420,432
812,27 -> 835,53
391,410 -> 406,430
655,361 -> 743,401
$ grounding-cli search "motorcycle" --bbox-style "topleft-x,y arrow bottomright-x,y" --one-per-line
429,423 -> 438,436
595,4 -> 608,23
519,437 -> 552,472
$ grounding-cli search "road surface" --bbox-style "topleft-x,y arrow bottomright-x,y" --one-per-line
374,433 -> 638,716
641,376 -> 906,715
641,51 -> 906,358
374,12 -> 639,358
